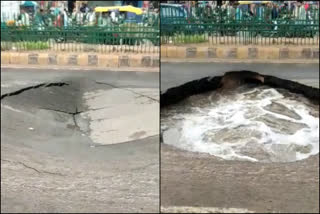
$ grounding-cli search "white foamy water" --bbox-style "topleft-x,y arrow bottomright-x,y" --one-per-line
161,87 -> 319,162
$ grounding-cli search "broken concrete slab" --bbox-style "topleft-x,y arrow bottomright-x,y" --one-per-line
1,69 -> 159,213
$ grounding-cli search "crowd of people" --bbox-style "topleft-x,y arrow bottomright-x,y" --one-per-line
225,1 -> 319,20
3,1 -> 318,28
178,1 -> 319,20
4,2 -> 159,29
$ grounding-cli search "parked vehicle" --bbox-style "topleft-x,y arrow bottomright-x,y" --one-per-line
95,5 -> 143,24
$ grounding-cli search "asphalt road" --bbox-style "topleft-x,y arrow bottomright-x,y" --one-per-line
161,62 -> 319,91
1,68 -> 159,213
160,62 -> 319,213
1,63 -> 319,213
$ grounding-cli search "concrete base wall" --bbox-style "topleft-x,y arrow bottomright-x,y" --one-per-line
1,52 -> 160,68
161,46 -> 319,62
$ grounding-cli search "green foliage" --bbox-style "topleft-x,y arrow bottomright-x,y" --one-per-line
21,41 -> 50,50
163,33 -> 208,44
1,41 -> 50,51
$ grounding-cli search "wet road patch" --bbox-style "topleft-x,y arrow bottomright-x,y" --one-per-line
161,71 -> 319,163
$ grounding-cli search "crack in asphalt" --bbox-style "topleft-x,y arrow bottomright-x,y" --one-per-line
87,106 -> 112,112
72,106 -> 83,131
0,82 -> 69,100
1,159 -> 65,176
0,81 -> 93,137
39,106 -> 85,133
38,107 -> 83,116
95,81 -> 159,103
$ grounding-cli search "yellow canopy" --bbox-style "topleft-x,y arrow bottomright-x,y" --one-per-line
238,1 -> 272,4
94,5 -> 143,15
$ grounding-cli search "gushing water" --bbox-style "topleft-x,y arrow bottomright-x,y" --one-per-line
161,86 -> 319,163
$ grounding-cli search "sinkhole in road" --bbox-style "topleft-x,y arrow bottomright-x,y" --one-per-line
1,79 -> 159,145
161,71 -> 319,163
1,81 -> 88,132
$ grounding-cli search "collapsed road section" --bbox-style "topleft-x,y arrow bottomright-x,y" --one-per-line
1,69 -> 159,213
161,70 -> 319,107
161,71 -> 319,162
160,70 -> 319,213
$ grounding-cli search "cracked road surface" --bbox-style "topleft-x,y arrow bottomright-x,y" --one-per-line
161,62 -> 319,91
1,68 -> 159,213
161,63 -> 319,213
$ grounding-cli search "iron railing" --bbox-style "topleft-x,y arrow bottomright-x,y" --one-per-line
161,5 -> 319,45
1,24 -> 160,53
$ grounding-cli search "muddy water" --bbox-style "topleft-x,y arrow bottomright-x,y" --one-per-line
161,85 -> 319,163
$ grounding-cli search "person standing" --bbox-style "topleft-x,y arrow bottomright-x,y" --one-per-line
76,9 -> 83,25
97,12 -> 103,27
304,1 -> 310,11
20,7 -> 30,26
80,3 -> 86,13
54,10 -> 64,27
34,8 -> 46,29
63,8 -> 68,28
87,8 -> 96,26
250,3 -> 256,16
71,8 -> 77,25
271,3 -> 279,19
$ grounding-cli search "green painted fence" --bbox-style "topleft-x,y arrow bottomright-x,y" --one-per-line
1,24 -> 160,53
161,5 -> 319,45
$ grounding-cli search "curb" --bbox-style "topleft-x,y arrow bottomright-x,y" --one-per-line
161,58 -> 319,64
161,46 -> 319,61
1,52 -> 160,68
0,64 -> 160,72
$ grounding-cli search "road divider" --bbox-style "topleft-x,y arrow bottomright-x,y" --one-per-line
1,52 -> 159,68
